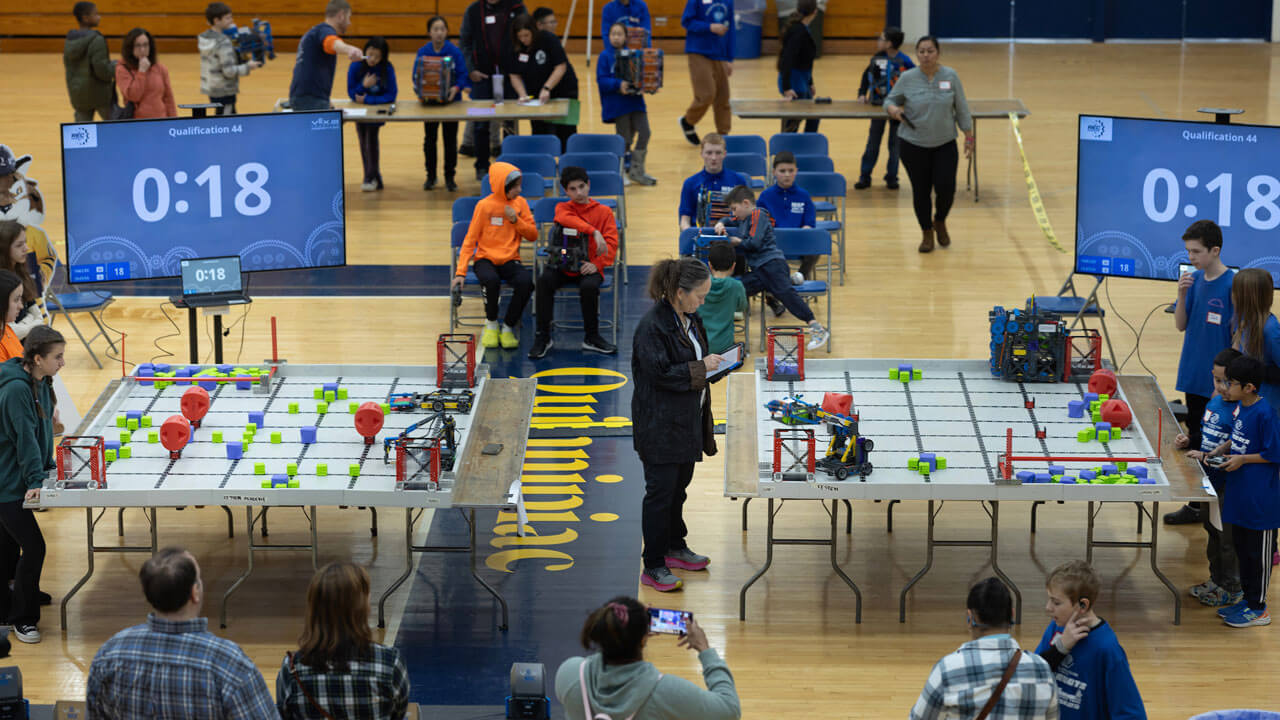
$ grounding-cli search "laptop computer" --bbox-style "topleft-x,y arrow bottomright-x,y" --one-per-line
176,256 -> 250,308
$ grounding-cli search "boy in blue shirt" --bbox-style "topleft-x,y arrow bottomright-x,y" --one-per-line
1167,220 -> 1234,526
756,151 -> 817,280
1210,355 -> 1280,627
679,134 -> 750,231
714,185 -> 828,350
1179,347 -> 1243,607
854,26 -> 914,190
1035,560 -> 1146,720
601,0 -> 652,47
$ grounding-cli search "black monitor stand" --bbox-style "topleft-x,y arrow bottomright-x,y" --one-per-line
167,297 -> 252,365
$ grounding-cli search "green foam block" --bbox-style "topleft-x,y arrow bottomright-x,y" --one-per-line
348,402 -> 358,414
316,464 -> 328,476
889,369 -> 899,380
246,422 -> 257,433
287,462 -> 297,476
1078,428 -> 1095,442
337,388 -> 349,400
270,432 -> 282,444
119,446 -> 131,459
314,388 -> 324,399
262,480 -> 273,488
120,430 -> 131,445
1111,428 -> 1122,440
254,462 -> 265,475
116,416 -> 127,428
212,431 -> 223,443
148,431 -> 159,443
348,463 -> 360,477
140,416 -> 152,428
105,449 -> 117,462
289,402 -> 300,414
937,456 -> 947,470
126,419 -> 138,431
912,369 -> 922,380
908,458 -> 919,470
317,402 -> 329,413
287,480 -> 300,488
381,403 -> 391,414
324,390 -> 336,402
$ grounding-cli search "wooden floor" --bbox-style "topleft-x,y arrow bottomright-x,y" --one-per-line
6,42 -> 1280,714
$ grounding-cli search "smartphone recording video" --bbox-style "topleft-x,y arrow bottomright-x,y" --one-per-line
648,608 -> 692,635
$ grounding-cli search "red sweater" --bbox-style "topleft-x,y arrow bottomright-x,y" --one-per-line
116,62 -> 177,119
553,198 -> 618,274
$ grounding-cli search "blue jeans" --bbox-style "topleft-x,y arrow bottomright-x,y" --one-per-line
859,117 -> 901,182
741,258 -> 814,323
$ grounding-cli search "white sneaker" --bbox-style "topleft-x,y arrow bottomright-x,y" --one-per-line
791,271 -> 805,285
806,324 -> 830,350
361,181 -> 377,192
13,624 -> 40,644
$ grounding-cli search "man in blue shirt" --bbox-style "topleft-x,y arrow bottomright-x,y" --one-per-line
87,547 -> 277,719
288,0 -> 365,111
601,0 -> 652,47
1216,355 -> 1280,627
756,151 -> 818,280
1167,220 -> 1234,526
679,0 -> 734,143
679,134 -> 749,231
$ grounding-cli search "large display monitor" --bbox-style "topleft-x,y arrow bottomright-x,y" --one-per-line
60,111 -> 345,283
1076,114 -> 1280,284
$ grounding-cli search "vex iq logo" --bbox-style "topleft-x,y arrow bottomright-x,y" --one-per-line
310,117 -> 340,131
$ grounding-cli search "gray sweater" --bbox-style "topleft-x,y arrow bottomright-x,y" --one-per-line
886,65 -> 972,149
198,29 -> 251,97
556,650 -> 741,720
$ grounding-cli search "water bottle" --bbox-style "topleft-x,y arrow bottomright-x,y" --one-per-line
492,73 -> 504,104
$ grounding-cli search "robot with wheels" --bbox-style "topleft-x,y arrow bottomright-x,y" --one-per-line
383,411 -> 457,471
387,389 -> 474,414
814,412 -> 873,481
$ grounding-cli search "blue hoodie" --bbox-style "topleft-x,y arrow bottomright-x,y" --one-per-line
601,0 -> 653,46
682,0 -> 734,62
347,59 -> 397,105
597,45 -> 646,122
414,39 -> 472,96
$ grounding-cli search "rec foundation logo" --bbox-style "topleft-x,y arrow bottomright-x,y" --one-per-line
1080,117 -> 1112,142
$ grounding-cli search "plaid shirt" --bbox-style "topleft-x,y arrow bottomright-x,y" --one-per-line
275,643 -> 410,720
911,635 -> 1060,720
87,614 -> 279,720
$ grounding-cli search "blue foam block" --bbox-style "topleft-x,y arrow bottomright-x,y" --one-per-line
300,426 -> 318,444
1095,422 -> 1111,434
1083,392 -> 1099,403
104,440 -> 121,451
248,411 -> 265,426
199,380 -> 218,391
217,364 -> 234,373
1016,470 -> 1035,483
1102,463 -> 1119,475
1131,466 -> 1148,478
126,410 -> 143,421
1060,476 -> 1078,484
175,368 -> 191,378
1067,400 -> 1085,418
236,380 -> 251,390
1139,478 -> 1157,485
225,442 -> 243,460
1079,469 -> 1097,480
323,382 -> 339,392
1034,472 -> 1052,484
271,474 -> 289,488
155,363 -> 171,373
1048,464 -> 1065,475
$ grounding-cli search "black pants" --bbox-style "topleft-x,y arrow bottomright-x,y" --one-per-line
898,139 -> 958,231
209,94 -> 237,115
741,258 -> 814,323
530,120 -> 576,154
72,104 -> 113,122
1185,393 -> 1210,451
859,117 -> 901,182
356,123 -> 382,184
1206,515 -> 1241,593
472,258 -> 532,327
470,83 -> 495,174
535,267 -> 602,336
1233,525 -> 1275,610
424,121 -> 459,181
641,461 -> 695,569
0,501 -> 45,626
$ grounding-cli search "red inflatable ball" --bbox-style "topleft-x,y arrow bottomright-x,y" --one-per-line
160,415 -> 192,454
353,401 -> 385,439
1088,368 -> 1118,397
180,386 -> 210,423
1100,398 -> 1133,429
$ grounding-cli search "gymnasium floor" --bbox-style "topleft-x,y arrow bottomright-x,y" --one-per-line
5,41 -> 1280,715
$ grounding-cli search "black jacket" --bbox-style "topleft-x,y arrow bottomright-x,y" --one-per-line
460,0 -> 526,75
776,21 -> 816,91
631,299 -> 717,465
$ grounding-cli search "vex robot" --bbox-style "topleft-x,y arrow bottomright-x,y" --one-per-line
223,19 -> 275,64
765,393 -> 873,480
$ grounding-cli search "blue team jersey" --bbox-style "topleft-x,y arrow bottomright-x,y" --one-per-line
1175,269 -> 1234,399
1225,397 -> 1280,529
1201,394 -> 1237,492
1035,621 -> 1146,720
756,184 -> 815,229
678,168 -> 750,222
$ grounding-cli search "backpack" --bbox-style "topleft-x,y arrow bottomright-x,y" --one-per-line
578,660 -> 661,720
866,54 -> 906,106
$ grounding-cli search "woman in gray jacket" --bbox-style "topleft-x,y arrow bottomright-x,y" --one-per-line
556,596 -> 741,720
885,35 -> 973,254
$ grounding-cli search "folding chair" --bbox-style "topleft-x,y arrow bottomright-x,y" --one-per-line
795,171 -> 847,285
724,153 -> 768,189
587,171 -> 629,282
559,152 -> 623,177
678,228 -> 748,349
759,228 -> 832,353
501,135 -> 561,158
495,153 -> 558,185
769,132 -> 830,158
565,133 -> 626,159
792,154 -> 834,173
724,134 -> 767,157
43,240 -> 118,369
1029,275 -> 1119,368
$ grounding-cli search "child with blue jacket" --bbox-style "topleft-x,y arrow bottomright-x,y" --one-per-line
1179,347 -> 1243,607
1209,354 -> 1280,628
854,26 -> 914,190
416,16 -> 469,192
598,22 -> 655,186
679,0 -> 734,142
714,185 -> 828,350
347,36 -> 397,192
600,0 -> 651,47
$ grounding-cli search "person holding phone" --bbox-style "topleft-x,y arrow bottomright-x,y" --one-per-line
632,258 -> 723,592
555,596 -> 741,719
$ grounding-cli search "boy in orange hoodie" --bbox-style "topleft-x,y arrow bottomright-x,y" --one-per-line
452,162 -> 538,348
529,166 -> 619,359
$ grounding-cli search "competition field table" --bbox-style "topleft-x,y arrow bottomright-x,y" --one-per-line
724,358 -> 1209,625
272,97 -> 573,123
729,98 -> 1030,202
35,362 -> 536,631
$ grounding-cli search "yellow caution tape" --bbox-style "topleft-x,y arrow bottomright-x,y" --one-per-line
1009,112 -> 1066,253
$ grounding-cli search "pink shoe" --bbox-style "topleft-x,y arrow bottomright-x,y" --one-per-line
1273,550 -> 1279,567
641,567 -> 682,592
665,548 -> 710,571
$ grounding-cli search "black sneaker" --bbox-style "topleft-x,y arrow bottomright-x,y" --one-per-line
459,144 -> 475,157
680,117 -> 700,146
445,177 -> 458,192
854,178 -> 871,190
582,334 -> 617,355
885,179 -> 900,190
528,334 -> 553,360
766,296 -> 786,318
13,624 -> 39,644
1163,503 -> 1205,525
424,177 -> 437,190
37,591 -> 51,607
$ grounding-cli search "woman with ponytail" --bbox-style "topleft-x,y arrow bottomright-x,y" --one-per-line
1231,268 -> 1280,415
631,258 -> 723,593
555,595 -> 740,719
0,325 -> 65,644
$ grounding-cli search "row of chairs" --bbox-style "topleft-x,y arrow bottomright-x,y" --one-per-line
725,132 -> 829,159
499,133 -> 626,160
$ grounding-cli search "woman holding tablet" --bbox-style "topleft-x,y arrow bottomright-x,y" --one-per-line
631,258 -> 724,592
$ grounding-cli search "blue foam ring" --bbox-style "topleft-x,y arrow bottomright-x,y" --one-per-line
1079,469 -> 1097,480
1015,470 -> 1035,483
136,363 -> 155,374
1131,466 -> 1148,479
185,365 -> 202,374
198,380 -> 218,391
898,364 -> 912,375
300,426 -> 318,444
1067,400 -> 1086,418
248,410 -> 265,426
270,474 -> 289,488
175,368 -> 192,378
323,382 -> 339,392
225,442 -> 243,460
1095,422 -> 1112,434
1034,472 -> 1052,484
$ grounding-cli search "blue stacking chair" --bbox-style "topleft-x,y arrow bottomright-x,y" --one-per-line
795,171 -> 847,284
560,151 -> 622,177
566,133 -> 626,159
452,196 -> 482,224
725,134 -> 767,157
531,196 -> 619,344
43,241 -> 117,369
677,228 -> 748,349
449,221 -> 502,331
724,153 -> 767,189
792,154 -> 834,173
587,171 -> 629,282
761,228 -> 832,353
496,153 -> 558,185
501,135 -> 561,158
769,132 -> 830,158
478,172 -> 549,197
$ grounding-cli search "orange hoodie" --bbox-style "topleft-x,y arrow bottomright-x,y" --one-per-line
455,162 -> 538,277
553,198 -> 618,273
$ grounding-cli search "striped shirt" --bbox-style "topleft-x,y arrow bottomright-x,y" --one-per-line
911,634 -> 1059,720
87,614 -> 278,720
275,643 -> 410,720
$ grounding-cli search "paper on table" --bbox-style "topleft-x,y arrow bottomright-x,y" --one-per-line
343,108 -> 369,117
467,107 -> 498,116
518,98 -> 544,106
